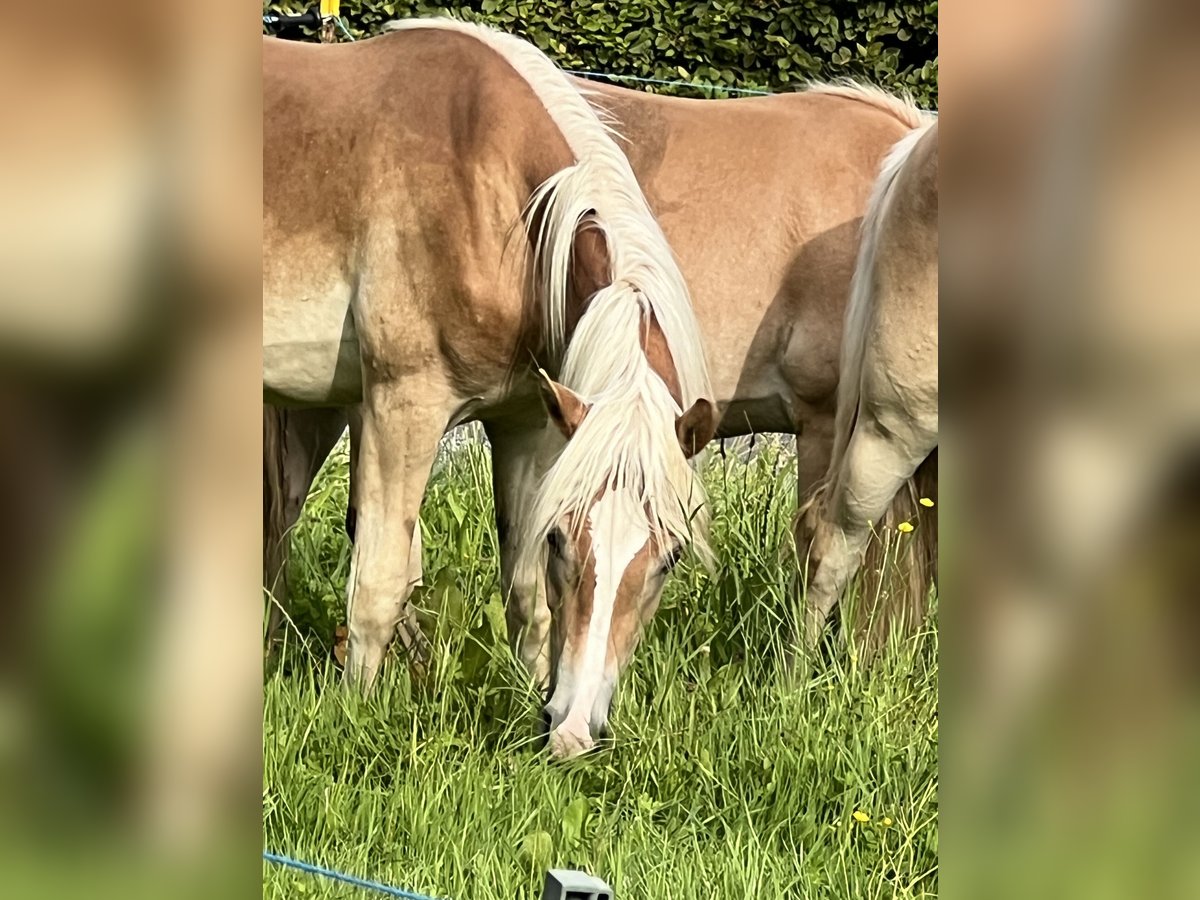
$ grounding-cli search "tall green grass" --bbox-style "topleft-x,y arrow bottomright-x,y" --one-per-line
264,434 -> 938,899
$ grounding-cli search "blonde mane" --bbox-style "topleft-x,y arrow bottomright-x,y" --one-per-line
383,19 -> 714,559
525,288 -> 714,567
805,78 -> 936,130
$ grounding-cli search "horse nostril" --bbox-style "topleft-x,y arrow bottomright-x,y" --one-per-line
537,708 -> 553,746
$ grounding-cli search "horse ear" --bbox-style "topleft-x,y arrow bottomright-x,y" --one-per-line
676,398 -> 718,459
536,369 -> 590,439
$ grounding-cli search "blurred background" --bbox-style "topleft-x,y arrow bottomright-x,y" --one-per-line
941,0 -> 1200,896
1,0 -> 1198,896
0,0 -> 261,897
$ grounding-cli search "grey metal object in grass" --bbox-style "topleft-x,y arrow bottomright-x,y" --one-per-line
542,868 -> 613,900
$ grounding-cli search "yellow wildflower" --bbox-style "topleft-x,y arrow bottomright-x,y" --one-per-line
852,810 -> 869,823
897,521 -> 915,533
882,817 -> 893,827
919,497 -> 934,508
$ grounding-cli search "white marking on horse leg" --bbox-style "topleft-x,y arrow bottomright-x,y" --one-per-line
407,518 -> 424,589
805,416 -> 932,645
490,425 -> 554,688
509,576 -> 552,690
549,489 -> 648,754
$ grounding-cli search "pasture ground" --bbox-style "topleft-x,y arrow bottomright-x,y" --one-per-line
263,434 -> 938,899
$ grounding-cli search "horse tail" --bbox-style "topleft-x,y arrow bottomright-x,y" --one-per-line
826,124 -> 930,487
263,405 -> 289,640
798,122 -> 937,653
853,451 -> 937,654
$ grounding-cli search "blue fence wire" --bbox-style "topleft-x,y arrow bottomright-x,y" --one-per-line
565,70 -> 772,95
263,15 -> 774,96
264,851 -> 444,900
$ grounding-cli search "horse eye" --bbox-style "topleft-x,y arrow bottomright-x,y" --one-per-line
547,529 -> 562,555
662,545 -> 684,574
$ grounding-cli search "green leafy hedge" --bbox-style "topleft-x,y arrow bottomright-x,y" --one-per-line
264,1 -> 937,107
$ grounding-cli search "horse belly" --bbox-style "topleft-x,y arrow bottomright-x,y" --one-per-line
263,282 -> 362,406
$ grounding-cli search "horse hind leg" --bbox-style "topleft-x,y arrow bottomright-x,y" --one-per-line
804,412 -> 934,648
345,380 -> 450,690
264,406 -> 347,646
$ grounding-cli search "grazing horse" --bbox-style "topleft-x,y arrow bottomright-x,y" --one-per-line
502,79 -> 936,670
264,18 -> 715,744
798,120 -> 939,649
265,78 -> 936,714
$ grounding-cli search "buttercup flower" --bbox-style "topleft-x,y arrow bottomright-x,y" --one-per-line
852,810 -> 869,823
897,521 -> 914,533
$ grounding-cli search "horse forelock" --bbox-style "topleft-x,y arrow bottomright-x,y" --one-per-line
519,383 -> 711,577
518,288 -> 711,574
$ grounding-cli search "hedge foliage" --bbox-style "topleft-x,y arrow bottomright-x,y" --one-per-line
263,1 -> 937,108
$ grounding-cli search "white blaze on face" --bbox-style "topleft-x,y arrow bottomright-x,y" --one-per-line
554,488 -> 649,743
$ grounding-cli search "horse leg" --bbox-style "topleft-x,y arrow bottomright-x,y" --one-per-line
795,414 -> 836,501
804,412 -> 935,647
486,422 -> 551,689
345,404 -> 362,542
264,406 -> 347,644
344,383 -> 449,689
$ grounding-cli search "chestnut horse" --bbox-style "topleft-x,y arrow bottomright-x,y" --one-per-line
266,74 -> 937,743
264,17 -> 716,743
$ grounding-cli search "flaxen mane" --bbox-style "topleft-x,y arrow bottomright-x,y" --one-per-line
382,19 -> 714,563
805,78 -> 935,130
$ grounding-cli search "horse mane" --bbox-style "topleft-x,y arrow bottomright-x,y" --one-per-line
804,78 -> 935,130
383,18 -> 714,561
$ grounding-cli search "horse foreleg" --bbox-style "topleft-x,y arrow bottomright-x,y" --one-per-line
486,422 -> 552,690
345,404 -> 362,542
344,382 -> 448,690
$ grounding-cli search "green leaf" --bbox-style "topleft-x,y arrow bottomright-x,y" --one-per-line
561,794 -> 589,845
446,492 -> 466,526
518,830 -> 552,866
482,596 -> 507,640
